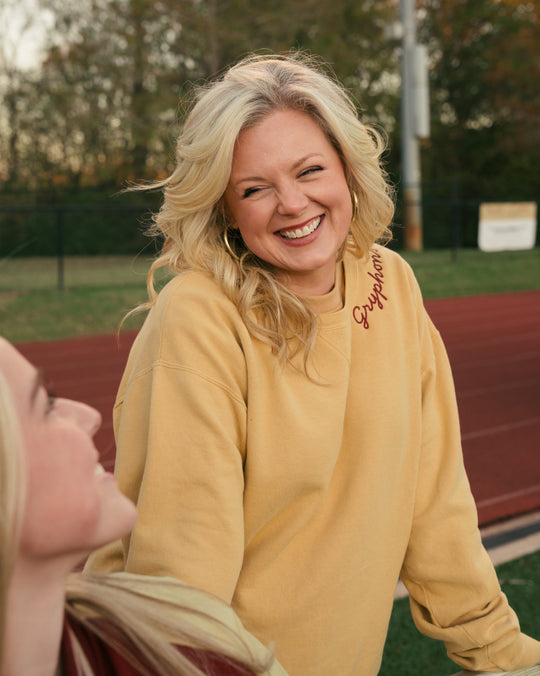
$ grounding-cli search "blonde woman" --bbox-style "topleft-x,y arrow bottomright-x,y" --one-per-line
0,337 -> 283,675
87,54 -> 540,675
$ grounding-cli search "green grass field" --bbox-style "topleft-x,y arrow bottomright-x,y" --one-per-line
0,255 -> 166,343
379,549 -> 540,675
1,248 -> 539,343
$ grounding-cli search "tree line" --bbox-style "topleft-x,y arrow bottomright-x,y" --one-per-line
0,0 -> 538,245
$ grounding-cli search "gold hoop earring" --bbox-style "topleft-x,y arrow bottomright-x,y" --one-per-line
351,191 -> 359,224
223,228 -> 240,261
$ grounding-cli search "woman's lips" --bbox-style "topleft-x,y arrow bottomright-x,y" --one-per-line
278,216 -> 322,240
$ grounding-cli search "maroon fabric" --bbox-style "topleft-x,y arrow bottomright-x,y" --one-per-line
60,614 -> 255,675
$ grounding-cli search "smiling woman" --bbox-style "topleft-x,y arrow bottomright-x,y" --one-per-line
224,108 -> 352,296
86,53 -> 540,676
1,340 -> 137,564
0,337 -> 283,676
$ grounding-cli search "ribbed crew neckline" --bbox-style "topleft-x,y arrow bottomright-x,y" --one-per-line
300,261 -> 345,315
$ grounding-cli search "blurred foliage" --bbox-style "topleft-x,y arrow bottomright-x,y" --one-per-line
0,0 -> 538,253
418,0 -> 540,201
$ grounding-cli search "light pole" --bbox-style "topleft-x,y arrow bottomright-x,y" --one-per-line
400,0 -> 430,251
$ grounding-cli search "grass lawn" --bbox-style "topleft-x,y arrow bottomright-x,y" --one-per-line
0,255 -> 165,343
1,248 -> 539,343
379,549 -> 540,675
403,247 -> 540,298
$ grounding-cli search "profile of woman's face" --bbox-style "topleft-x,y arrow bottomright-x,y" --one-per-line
225,108 -> 352,296
0,338 -> 137,562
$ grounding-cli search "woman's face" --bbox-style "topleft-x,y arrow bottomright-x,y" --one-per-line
0,338 -> 137,562
225,108 -> 352,296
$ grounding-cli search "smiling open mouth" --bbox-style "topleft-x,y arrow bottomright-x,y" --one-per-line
279,216 -> 321,240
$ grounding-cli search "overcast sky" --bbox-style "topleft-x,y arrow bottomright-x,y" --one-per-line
1,0 -> 53,70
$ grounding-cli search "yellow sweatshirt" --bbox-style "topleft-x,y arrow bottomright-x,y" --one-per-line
87,245 -> 540,675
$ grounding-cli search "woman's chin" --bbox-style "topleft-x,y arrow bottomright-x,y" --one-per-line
94,489 -> 138,548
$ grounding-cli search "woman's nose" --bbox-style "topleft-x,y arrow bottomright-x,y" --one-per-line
276,182 -> 309,216
56,398 -> 102,436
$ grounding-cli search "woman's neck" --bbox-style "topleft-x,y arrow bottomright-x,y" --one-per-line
2,559 -> 71,676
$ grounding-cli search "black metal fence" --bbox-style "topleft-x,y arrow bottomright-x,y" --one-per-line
1,195 -> 538,260
0,203 -> 155,257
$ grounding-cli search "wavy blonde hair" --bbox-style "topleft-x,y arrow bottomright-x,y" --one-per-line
137,53 -> 394,368
0,365 -> 271,675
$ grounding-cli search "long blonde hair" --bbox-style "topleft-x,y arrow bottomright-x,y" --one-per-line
0,371 -> 271,675
136,53 -> 394,368
64,573 -> 272,675
0,372 -> 25,669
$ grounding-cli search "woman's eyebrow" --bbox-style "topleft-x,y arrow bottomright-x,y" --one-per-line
232,154 -> 322,187
292,153 -> 321,170
30,369 -> 44,409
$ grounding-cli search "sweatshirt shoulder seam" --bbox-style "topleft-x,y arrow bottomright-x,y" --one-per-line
116,359 -> 246,408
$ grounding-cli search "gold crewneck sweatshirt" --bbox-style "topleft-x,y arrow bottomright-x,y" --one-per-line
87,245 -> 540,675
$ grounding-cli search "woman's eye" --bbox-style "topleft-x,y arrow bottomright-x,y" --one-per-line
45,391 -> 57,414
299,166 -> 323,178
242,186 -> 261,198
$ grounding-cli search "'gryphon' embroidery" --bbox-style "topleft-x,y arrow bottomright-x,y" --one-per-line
352,249 -> 387,329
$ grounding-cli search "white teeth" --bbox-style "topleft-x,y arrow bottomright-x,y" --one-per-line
95,463 -> 105,476
280,216 -> 321,240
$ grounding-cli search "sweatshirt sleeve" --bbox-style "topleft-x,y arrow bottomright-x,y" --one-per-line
88,277 -> 249,604
400,309 -> 540,672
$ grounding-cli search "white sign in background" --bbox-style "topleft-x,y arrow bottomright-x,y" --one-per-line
478,202 -> 537,252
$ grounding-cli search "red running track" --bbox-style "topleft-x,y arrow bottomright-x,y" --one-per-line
15,290 -> 540,527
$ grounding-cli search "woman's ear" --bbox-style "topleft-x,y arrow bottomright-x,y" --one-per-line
219,198 -> 239,229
